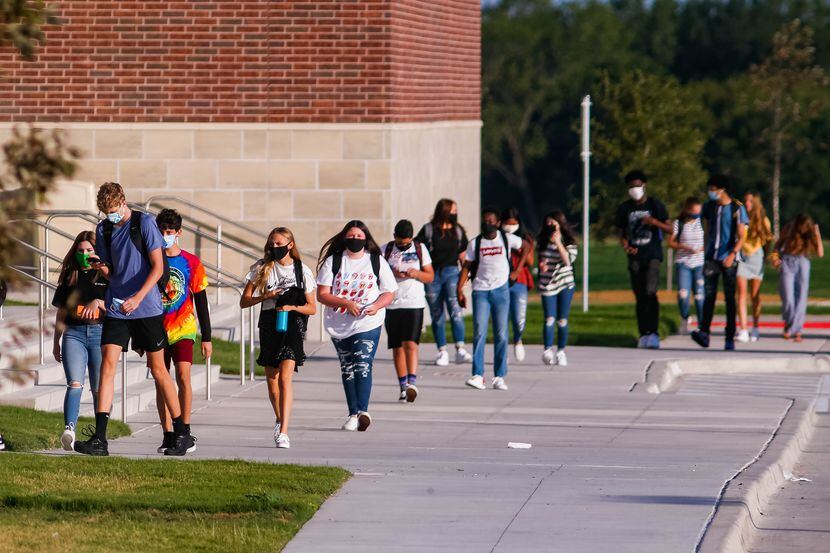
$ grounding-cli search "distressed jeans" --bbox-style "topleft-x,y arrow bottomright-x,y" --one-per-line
676,264 -> 705,322
332,326 -> 382,416
425,265 -> 466,349
541,287 -> 575,350
61,324 -> 102,428
509,282 -> 528,344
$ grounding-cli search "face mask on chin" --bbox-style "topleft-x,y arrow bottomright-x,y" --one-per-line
628,186 -> 645,201
395,241 -> 411,251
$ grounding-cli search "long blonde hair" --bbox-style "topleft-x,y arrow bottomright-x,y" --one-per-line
777,213 -> 819,257
251,227 -> 301,294
745,192 -> 774,245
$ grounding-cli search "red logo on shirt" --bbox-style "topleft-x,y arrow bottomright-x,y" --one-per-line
480,246 -> 504,257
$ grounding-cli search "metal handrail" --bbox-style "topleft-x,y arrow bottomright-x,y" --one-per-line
7,263 -> 56,366
7,265 -> 57,290
144,195 -> 263,241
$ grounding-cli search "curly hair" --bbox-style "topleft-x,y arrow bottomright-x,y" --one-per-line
96,182 -> 125,212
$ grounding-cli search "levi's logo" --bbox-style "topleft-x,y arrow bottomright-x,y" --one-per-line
480,246 -> 503,256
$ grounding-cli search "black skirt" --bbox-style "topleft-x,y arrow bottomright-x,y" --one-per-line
257,309 -> 306,369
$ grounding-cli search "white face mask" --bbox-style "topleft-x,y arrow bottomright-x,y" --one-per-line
163,235 -> 177,249
502,224 -> 520,234
628,186 -> 645,201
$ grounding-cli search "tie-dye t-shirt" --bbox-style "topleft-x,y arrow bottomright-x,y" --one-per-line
162,250 -> 208,345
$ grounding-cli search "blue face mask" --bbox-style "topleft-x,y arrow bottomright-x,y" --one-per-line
106,209 -> 123,224
163,235 -> 177,249
689,213 -> 701,219
707,190 -> 721,201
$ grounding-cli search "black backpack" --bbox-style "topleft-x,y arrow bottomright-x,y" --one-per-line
470,230 -> 512,280
331,251 -> 382,283
103,210 -> 171,301
383,240 -> 423,269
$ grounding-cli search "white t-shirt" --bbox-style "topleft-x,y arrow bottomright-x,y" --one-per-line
465,232 -> 523,291
383,241 -> 432,310
316,252 -> 398,339
245,260 -> 316,311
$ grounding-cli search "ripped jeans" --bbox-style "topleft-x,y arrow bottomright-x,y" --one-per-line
509,282 -> 528,344
676,264 -> 705,322
61,324 -> 102,428
332,325 -> 382,416
541,287 -> 575,350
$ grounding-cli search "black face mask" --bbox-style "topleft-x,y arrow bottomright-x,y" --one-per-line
344,238 -> 366,253
269,245 -> 289,261
395,241 -> 411,251
481,222 -> 499,236
448,213 -> 458,225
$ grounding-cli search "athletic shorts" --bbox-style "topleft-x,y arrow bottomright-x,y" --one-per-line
145,339 -> 194,370
102,315 -> 168,353
384,308 -> 424,349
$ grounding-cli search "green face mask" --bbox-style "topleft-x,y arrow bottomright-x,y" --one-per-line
75,251 -> 91,269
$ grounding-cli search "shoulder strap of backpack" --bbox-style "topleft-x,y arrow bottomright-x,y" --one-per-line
500,230 -> 511,264
676,218 -> 684,242
293,259 -> 304,291
470,235 -> 483,279
384,242 -> 394,260
413,240 -> 424,269
423,224 -> 434,249
331,253 -> 342,283
371,252 -> 381,282
102,220 -> 114,261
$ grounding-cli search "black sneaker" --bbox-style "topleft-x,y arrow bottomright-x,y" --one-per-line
0,433 -> 5,450
691,330 -> 710,348
156,431 -> 176,454
73,426 -> 108,456
164,433 -> 196,456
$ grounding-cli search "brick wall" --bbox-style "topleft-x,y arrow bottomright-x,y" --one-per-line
0,1 -> 480,124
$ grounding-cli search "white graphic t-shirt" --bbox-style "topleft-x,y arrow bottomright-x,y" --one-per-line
245,260 -> 316,311
316,252 -> 398,339
465,232 -> 523,291
383,241 -> 432,310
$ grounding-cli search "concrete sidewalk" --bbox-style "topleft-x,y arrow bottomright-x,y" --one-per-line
60,330 -> 828,553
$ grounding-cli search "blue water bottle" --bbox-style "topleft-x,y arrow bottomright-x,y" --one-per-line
276,310 -> 289,333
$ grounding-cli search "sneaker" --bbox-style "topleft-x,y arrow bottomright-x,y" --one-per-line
555,350 -> 568,367
736,329 -> 750,343
435,350 -> 450,366
405,385 -> 418,403
164,433 -> 195,456
465,375 -> 486,390
679,318 -> 689,336
637,335 -> 648,349
357,411 -> 372,432
276,433 -> 290,449
455,347 -> 472,364
492,377 -> 508,391
61,425 -> 75,452
750,327 -> 760,342
342,415 -> 359,431
514,341 -> 526,362
399,388 -> 408,402
0,434 -> 5,451
691,330 -> 710,348
542,347 -> 555,365
273,422 -> 281,445
646,333 -> 661,349
724,339 -> 735,351
157,431 -> 175,454
73,426 -> 108,456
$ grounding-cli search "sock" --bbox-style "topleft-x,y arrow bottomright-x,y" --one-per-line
94,412 -> 109,441
185,423 -> 191,435
407,374 -> 417,386
455,342 -> 465,350
172,416 -> 186,436
398,376 -> 408,390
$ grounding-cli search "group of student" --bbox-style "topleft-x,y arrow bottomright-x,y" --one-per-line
617,170 -> 824,350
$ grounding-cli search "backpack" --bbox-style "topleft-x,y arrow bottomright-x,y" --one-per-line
330,251 -> 382,284
422,223 -> 464,252
470,230 -> 512,280
383,240 -> 424,269
103,210 -> 171,301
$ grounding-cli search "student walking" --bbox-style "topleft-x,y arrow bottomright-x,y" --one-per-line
736,192 -> 774,343
667,197 -> 705,335
537,211 -> 578,366
383,220 -> 434,402
152,209 -> 212,454
75,182 -> 191,456
501,208 -> 534,362
692,175 -> 748,351
51,231 -> 109,451
416,199 -> 472,366
771,214 -> 824,342
242,227 -> 317,449
614,170 -> 671,349
458,207 -> 524,391
317,220 -> 397,431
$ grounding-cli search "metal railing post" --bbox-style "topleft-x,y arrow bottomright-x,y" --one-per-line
249,307 -> 255,382
43,224 -> 50,306
216,224 -> 222,305
240,305 -> 245,385
121,352 -> 128,422
38,255 -> 45,365
205,356 -> 212,401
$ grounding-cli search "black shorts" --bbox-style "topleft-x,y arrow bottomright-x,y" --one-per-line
102,315 -> 168,353
384,308 -> 424,349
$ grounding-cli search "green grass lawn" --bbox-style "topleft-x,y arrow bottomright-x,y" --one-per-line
196,336 -> 264,377
0,405 -> 131,452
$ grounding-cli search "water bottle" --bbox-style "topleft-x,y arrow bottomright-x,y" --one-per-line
276,310 -> 289,333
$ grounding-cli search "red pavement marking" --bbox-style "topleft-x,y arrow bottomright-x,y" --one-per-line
709,321 -> 830,329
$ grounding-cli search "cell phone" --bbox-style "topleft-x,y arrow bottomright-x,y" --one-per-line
88,256 -> 101,264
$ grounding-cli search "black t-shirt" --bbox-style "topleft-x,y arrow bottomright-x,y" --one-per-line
52,269 -> 108,326
614,197 -> 669,262
416,223 -> 469,269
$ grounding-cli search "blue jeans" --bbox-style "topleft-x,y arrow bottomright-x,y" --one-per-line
541,287 -> 575,350
676,264 -> 705,321
61,324 -> 102,428
425,265 -> 466,349
332,326 -> 381,416
471,283 -> 510,378
779,254 -> 810,334
509,283 -> 528,344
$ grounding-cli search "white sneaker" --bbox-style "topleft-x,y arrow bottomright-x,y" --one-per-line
357,411 -> 372,432
405,385 -> 418,403
273,422 -> 281,445
751,327 -> 760,342
542,347 -> 555,365
342,416 -> 359,431
399,388 -> 408,401
555,350 -> 568,367
492,377 -> 508,391
276,433 -> 290,449
736,329 -> 750,343
465,375 -> 486,390
514,341 -> 526,362
435,350 -> 450,366
637,335 -> 648,349
455,347 -> 472,364
61,425 -> 75,451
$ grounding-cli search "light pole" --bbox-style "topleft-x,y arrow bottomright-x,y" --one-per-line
581,95 -> 591,313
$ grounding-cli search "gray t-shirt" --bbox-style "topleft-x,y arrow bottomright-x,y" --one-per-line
95,212 -> 165,319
